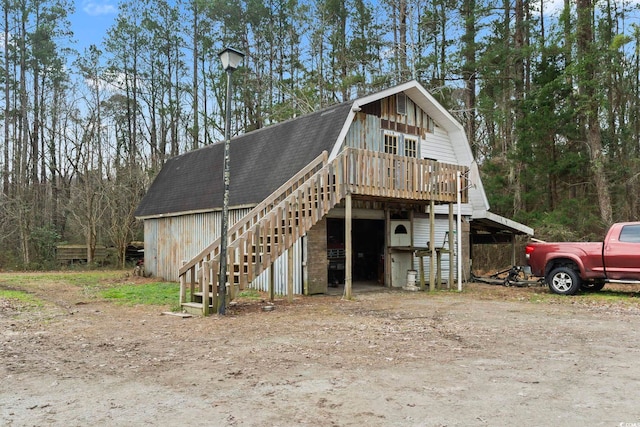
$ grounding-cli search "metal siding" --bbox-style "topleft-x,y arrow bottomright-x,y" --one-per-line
144,208 -> 252,281
346,115 -> 363,149
367,114 -> 381,152
144,220 -> 159,278
407,97 -> 416,126
345,114 -> 381,152
251,238 -> 303,295
413,215 -> 458,281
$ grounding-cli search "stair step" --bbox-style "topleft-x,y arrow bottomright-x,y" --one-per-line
194,291 -> 216,298
181,302 -> 213,316
178,151 -> 339,309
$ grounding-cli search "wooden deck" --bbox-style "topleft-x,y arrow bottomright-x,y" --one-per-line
179,148 -> 469,315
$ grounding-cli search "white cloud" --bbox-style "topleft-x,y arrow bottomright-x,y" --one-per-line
82,1 -> 117,17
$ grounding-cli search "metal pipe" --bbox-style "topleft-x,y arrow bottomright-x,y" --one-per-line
218,68 -> 233,315
457,171 -> 462,292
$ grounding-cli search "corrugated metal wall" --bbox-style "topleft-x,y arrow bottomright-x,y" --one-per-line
250,238 -> 304,296
345,113 -> 381,151
413,214 -> 458,282
144,208 -> 252,281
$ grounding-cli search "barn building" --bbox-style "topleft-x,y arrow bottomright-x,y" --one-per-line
135,81 -> 532,314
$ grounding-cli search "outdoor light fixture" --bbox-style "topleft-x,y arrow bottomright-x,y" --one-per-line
218,47 -> 245,72
217,46 -> 245,315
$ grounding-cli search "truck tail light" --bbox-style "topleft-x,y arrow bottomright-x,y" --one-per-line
525,245 -> 535,259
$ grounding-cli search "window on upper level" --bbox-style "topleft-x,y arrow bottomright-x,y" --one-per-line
384,133 -> 398,154
383,131 -> 420,158
396,93 -> 407,115
404,137 -> 417,157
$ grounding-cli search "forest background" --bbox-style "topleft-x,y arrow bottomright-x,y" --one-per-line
1,0 -> 640,269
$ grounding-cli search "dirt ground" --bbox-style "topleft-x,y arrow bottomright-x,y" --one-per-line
2,273 -> 640,427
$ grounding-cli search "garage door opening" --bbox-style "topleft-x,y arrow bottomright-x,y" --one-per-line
327,218 -> 385,289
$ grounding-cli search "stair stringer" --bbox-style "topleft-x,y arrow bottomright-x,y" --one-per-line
179,150 -> 346,314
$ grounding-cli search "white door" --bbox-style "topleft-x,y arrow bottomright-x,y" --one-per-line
390,250 -> 413,287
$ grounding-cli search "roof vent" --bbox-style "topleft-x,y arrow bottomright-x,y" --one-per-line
396,93 -> 407,115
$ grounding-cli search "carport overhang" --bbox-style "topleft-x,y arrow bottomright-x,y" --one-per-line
471,211 -> 533,244
470,211 -> 534,266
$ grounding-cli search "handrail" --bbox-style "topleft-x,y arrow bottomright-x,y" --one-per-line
179,150 -> 329,276
179,148 -> 468,281
339,147 -> 468,202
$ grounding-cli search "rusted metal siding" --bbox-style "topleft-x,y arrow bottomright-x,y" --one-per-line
251,238 -> 304,296
144,208 -> 252,281
345,113 -> 381,151
347,102 -> 441,157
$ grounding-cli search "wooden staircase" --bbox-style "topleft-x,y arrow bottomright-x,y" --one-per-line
178,147 -> 468,315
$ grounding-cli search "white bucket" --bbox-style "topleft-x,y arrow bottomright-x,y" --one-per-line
406,270 -> 417,287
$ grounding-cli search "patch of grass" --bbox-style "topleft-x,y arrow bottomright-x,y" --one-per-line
0,271 -> 129,300
521,287 -> 640,306
585,289 -> 640,299
0,271 -> 122,287
0,289 -> 44,310
101,282 -> 180,307
237,289 -> 263,300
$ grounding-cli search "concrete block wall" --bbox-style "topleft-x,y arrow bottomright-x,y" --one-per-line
305,218 -> 328,294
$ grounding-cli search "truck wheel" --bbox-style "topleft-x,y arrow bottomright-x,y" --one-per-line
547,267 -> 581,295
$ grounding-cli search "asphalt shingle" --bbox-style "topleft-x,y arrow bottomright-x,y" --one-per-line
135,101 -> 353,218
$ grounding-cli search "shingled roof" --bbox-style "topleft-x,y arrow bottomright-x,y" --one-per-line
135,101 -> 353,218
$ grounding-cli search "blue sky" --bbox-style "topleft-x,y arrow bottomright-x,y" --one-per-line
70,0 -> 118,52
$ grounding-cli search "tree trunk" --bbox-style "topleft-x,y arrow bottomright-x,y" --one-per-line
461,0 -> 477,156
576,0 -> 613,225
3,5 -> 10,196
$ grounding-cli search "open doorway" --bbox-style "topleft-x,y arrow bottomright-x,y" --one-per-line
326,218 -> 385,288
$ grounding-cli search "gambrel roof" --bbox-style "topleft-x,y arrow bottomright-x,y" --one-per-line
135,101 -> 353,218
135,80 -> 532,236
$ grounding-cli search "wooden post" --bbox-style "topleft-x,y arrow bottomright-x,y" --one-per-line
179,260 -> 187,305
419,253 -> 425,291
268,255 -> 275,302
287,248 -> 294,302
211,260 -> 219,313
190,265 -> 196,302
345,193 -> 352,299
229,252 -> 237,303
448,203 -> 455,290
254,223 -> 262,276
436,250 -> 442,289
429,199 -> 436,291
202,261 -> 210,316
384,207 -> 391,287
238,238 -> 246,291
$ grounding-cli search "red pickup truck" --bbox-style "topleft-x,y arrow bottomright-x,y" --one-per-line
525,222 -> 640,295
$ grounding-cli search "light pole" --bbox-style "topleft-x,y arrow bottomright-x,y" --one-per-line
218,47 -> 244,315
